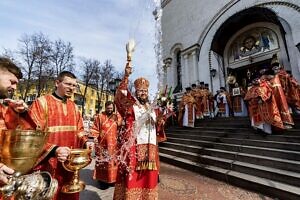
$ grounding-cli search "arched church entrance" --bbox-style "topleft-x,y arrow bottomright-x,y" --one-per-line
224,23 -> 285,89
211,7 -> 289,90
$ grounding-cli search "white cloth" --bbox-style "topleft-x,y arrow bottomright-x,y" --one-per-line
203,99 -> 210,117
133,104 -> 157,145
182,104 -> 195,127
217,93 -> 227,104
251,117 -> 272,134
217,93 -> 229,117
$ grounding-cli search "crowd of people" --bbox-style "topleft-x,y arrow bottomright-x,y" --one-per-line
244,55 -> 299,134
1,51 -> 299,199
0,56 -> 172,200
177,54 -> 300,134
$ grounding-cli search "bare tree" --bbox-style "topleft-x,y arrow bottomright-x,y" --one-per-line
1,33 -> 76,102
50,39 -> 74,76
31,33 -> 52,97
80,58 -> 100,116
90,65 -> 102,113
18,34 -> 38,100
99,60 -> 115,104
90,60 -> 116,113
114,71 -> 134,93
1,48 -> 16,61
16,33 -> 52,99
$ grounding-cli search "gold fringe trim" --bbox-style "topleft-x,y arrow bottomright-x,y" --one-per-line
135,161 -> 157,171
47,125 -> 77,133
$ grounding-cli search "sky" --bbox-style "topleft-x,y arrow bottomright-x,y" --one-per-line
0,0 -> 161,97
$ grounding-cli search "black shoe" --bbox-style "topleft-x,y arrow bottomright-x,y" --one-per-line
98,181 -> 109,190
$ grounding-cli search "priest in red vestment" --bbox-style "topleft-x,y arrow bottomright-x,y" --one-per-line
90,101 -> 122,188
288,74 -> 300,111
202,84 -> 210,117
244,75 -> 284,134
216,87 -> 231,117
231,83 -> 248,117
273,63 -> 300,112
178,87 -> 197,127
260,64 -> 294,129
269,75 -> 294,128
0,57 -> 36,198
29,71 -> 87,200
191,83 -> 203,119
178,87 -> 196,127
113,61 -> 168,200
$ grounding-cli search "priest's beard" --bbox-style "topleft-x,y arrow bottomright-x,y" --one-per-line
137,96 -> 149,105
105,110 -> 113,116
0,86 -> 13,99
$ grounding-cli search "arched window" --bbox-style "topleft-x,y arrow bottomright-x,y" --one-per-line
174,50 -> 182,92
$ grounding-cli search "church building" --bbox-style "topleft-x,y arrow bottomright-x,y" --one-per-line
161,0 -> 300,95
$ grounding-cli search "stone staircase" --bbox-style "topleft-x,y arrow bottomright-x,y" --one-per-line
159,116 -> 300,200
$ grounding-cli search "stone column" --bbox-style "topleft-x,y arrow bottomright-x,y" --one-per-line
182,54 -> 189,88
164,58 -> 173,87
180,55 -> 185,88
170,63 -> 176,88
191,51 -> 198,84
166,64 -> 171,86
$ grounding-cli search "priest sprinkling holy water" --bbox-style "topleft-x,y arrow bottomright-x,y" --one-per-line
113,39 -> 173,200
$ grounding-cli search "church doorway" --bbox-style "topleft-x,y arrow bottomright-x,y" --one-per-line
227,59 -> 272,89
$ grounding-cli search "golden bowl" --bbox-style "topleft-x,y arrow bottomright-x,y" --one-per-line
63,149 -> 91,171
0,129 -> 48,174
61,148 -> 91,193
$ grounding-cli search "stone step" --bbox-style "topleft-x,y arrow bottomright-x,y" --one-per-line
167,129 -> 300,142
203,154 -> 300,187
197,116 -> 300,121
196,117 -> 300,127
160,151 -> 300,187
168,127 -> 254,134
170,126 -> 300,135
195,122 -> 300,129
198,117 -> 250,121
165,137 -> 300,159
166,134 -> 300,151
160,153 -> 300,200
193,126 -> 300,133
196,123 -> 252,128
160,145 -> 300,173
196,118 -> 250,123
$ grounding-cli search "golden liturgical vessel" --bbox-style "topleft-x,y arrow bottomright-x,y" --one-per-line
0,129 -> 47,173
126,39 -> 136,61
0,129 -> 58,199
61,148 -> 91,193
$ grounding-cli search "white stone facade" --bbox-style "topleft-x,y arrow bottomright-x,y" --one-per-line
161,0 -> 300,95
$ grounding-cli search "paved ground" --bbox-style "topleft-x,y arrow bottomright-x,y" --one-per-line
79,159 -> 274,200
